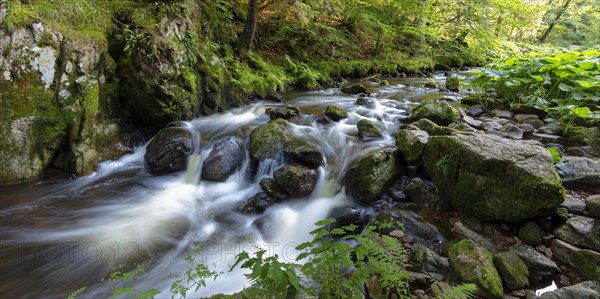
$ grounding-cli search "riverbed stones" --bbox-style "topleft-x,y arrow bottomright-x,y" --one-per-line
341,84 -> 367,94
411,101 -> 459,126
344,147 -> 404,204
325,104 -> 348,121
408,247 -> 450,283
248,119 -> 288,161
259,178 -> 289,200
451,221 -> 498,253
283,138 -> 324,168
395,129 -> 429,164
555,156 -> 600,192
448,239 -> 504,298
144,127 -> 194,174
492,109 -> 514,119
493,252 -> 529,291
423,133 -> 565,223
241,192 -> 276,214
273,164 -> 318,198
487,124 -> 523,140
538,281 -> 600,299
560,194 -> 587,215
355,97 -> 376,107
357,119 -> 383,139
411,118 -> 456,136
518,222 -> 542,247
553,216 -> 600,251
508,245 -> 559,285
327,206 -> 369,232
201,137 -> 243,182
551,239 -> 600,281
586,195 -> 600,217
266,105 -> 300,120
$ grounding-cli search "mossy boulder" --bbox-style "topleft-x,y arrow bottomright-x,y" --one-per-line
144,127 -> 194,174
395,129 -> 429,164
551,239 -> 600,281
493,252 -> 529,291
341,84 -> 367,94
586,195 -> 600,217
447,239 -> 504,298
423,133 -> 565,223
411,101 -> 459,126
241,192 -> 276,214
273,164 -> 319,198
410,118 -> 456,136
446,76 -> 461,92
344,147 -> 404,204
283,138 -> 325,168
518,221 -> 542,246
325,105 -> 349,121
553,216 -> 600,251
248,119 -> 288,161
259,178 -> 289,200
508,245 -> 559,285
357,119 -> 383,139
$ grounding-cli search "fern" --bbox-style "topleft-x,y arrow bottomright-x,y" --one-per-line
436,283 -> 479,299
65,287 -> 86,299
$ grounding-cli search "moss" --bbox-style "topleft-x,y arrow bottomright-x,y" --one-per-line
493,252 -> 529,291
448,240 -> 504,298
518,221 -> 541,246
248,119 -> 288,161
411,101 -> 459,126
325,105 -> 348,121
571,250 -> 600,281
83,84 -> 99,119
411,118 -> 456,136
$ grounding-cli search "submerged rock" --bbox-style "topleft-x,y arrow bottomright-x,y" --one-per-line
448,239 -> 504,298
283,138 -> 325,168
423,133 -> 565,223
357,119 -> 383,139
344,147 -> 404,204
201,137 -> 243,182
325,105 -> 349,121
248,119 -> 288,161
273,164 -> 318,198
144,127 -> 194,174
411,101 -> 459,126
355,97 -> 376,107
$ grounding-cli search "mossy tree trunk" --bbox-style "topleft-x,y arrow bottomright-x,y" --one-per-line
238,0 -> 259,54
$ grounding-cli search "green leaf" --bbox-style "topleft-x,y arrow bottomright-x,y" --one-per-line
572,107 -> 591,118
559,83 -> 574,92
546,148 -> 561,164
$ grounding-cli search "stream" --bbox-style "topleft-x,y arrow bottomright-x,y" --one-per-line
1,75 -> 459,298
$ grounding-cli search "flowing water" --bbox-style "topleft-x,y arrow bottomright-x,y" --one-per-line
0,76 -> 456,298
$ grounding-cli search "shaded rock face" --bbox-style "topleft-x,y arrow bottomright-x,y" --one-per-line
388,209 -> 445,250
555,156 -> 600,192
408,247 -> 450,285
144,127 -> 194,174
327,206 -> 369,233
259,178 -> 289,200
411,101 -> 459,126
447,239 -> 504,299
493,252 -> 529,291
201,137 -> 243,182
248,119 -> 288,161
283,138 -> 324,168
553,216 -> 600,251
344,147 -> 404,204
508,244 -> 559,285
539,281 -> 600,299
273,164 -> 318,198
0,22 -> 124,183
424,133 -> 565,223
551,239 -> 600,281
241,192 -> 276,214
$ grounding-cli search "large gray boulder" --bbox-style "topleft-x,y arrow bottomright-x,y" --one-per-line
144,127 -> 194,174
344,147 -> 404,204
539,281 -> 600,299
423,133 -> 565,222
553,216 -> 600,251
201,137 -> 243,182
556,156 -> 600,192
551,239 -> 600,281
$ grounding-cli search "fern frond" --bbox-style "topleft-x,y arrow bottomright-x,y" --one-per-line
436,283 -> 478,299
65,287 -> 86,299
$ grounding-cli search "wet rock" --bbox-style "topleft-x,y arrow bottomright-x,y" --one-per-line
518,124 -> 535,139
508,245 -> 559,285
538,281 -> 600,299
586,195 -> 600,217
283,138 -> 325,168
539,122 -> 562,135
448,239 -> 504,298
494,252 -> 529,291
467,105 -> 485,117
241,192 -> 276,214
406,178 -> 448,211
408,246 -> 450,284
462,115 -> 483,129
412,118 -> 456,136
482,120 -> 503,132
492,109 -> 514,119
265,93 -> 283,102
551,239 -> 600,281
411,101 -> 459,126
423,133 -> 565,223
324,105 -> 348,121
315,115 -> 332,124
380,80 -> 389,86
395,129 -> 429,163
514,114 -> 539,123
341,84 -> 367,94
553,216 -> 600,251
385,176 -> 412,202
487,124 -> 524,140
248,119 -> 288,161
518,222 -> 542,247
560,195 -> 587,215
273,164 -> 318,198
357,119 -> 383,139
452,221 -> 498,253
144,127 -> 194,174
327,206 -> 369,233
555,156 -> 600,192
384,209 -> 445,250
259,178 -> 289,200
201,137 -> 243,182
522,118 -> 545,129
344,147 -> 404,204
355,97 -> 376,107
266,105 -> 300,120
424,81 -> 438,89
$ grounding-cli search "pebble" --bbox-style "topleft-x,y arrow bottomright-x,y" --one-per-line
511,289 -> 526,297
389,230 -> 405,239
492,109 -> 514,119
524,289 -> 536,299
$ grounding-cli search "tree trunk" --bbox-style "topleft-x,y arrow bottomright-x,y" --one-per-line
538,0 -> 572,43
239,0 -> 259,54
